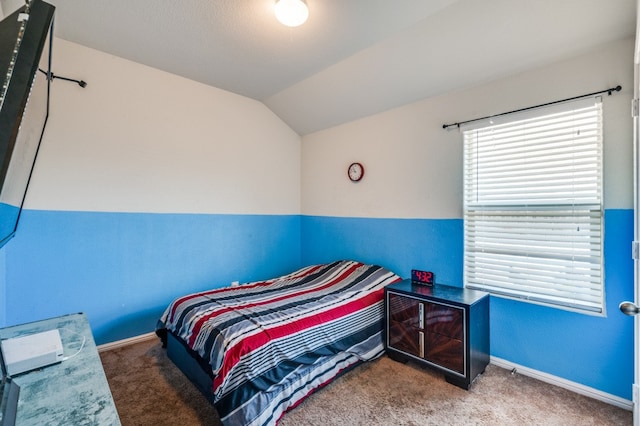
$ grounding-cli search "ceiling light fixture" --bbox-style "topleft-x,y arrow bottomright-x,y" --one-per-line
274,0 -> 309,27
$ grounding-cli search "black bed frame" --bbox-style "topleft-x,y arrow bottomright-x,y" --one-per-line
164,331 -> 216,404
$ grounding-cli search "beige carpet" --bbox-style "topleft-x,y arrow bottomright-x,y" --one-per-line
100,338 -> 631,425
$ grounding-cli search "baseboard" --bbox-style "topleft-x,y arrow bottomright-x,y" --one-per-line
490,356 -> 633,411
97,331 -> 157,353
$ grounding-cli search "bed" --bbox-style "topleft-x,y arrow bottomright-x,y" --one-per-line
156,260 -> 401,426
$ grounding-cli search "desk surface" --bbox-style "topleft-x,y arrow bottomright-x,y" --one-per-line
0,313 -> 121,425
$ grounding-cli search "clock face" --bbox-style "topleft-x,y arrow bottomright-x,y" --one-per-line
348,162 -> 364,182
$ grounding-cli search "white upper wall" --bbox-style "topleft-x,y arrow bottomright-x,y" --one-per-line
25,38 -> 301,215
302,38 -> 634,219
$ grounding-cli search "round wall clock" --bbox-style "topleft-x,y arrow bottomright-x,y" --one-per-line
348,162 -> 364,182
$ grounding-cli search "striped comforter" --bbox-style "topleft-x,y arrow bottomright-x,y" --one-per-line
157,260 -> 400,426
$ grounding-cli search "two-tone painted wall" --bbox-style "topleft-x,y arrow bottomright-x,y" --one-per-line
0,34 -> 635,404
301,38 -> 635,401
0,39 -> 303,343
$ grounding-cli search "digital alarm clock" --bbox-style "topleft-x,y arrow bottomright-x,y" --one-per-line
411,269 -> 435,286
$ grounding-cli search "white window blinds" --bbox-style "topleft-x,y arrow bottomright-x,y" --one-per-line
463,97 -> 604,314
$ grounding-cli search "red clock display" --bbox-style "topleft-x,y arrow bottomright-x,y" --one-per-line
411,269 -> 435,285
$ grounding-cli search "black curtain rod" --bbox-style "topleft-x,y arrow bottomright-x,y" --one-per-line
38,68 -> 87,88
442,85 -> 621,130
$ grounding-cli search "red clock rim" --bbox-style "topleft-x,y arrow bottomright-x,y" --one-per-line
348,162 -> 364,182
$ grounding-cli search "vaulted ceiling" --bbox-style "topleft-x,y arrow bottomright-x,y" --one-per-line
1,0 -> 636,135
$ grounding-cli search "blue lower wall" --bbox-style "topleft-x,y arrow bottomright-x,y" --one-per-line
300,216 -> 463,285
3,210 -> 301,344
1,208 -> 633,399
301,210 -> 634,400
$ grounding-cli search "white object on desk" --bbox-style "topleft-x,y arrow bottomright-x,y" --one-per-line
0,329 -> 63,376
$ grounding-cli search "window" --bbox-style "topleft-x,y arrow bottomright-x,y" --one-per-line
463,97 -> 603,314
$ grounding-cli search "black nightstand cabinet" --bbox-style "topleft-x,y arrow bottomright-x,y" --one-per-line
384,280 -> 490,389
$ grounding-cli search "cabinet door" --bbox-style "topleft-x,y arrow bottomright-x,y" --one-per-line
426,304 -> 462,339
424,303 -> 464,374
387,293 -> 424,358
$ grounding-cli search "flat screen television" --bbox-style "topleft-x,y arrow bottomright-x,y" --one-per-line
0,0 -> 54,248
